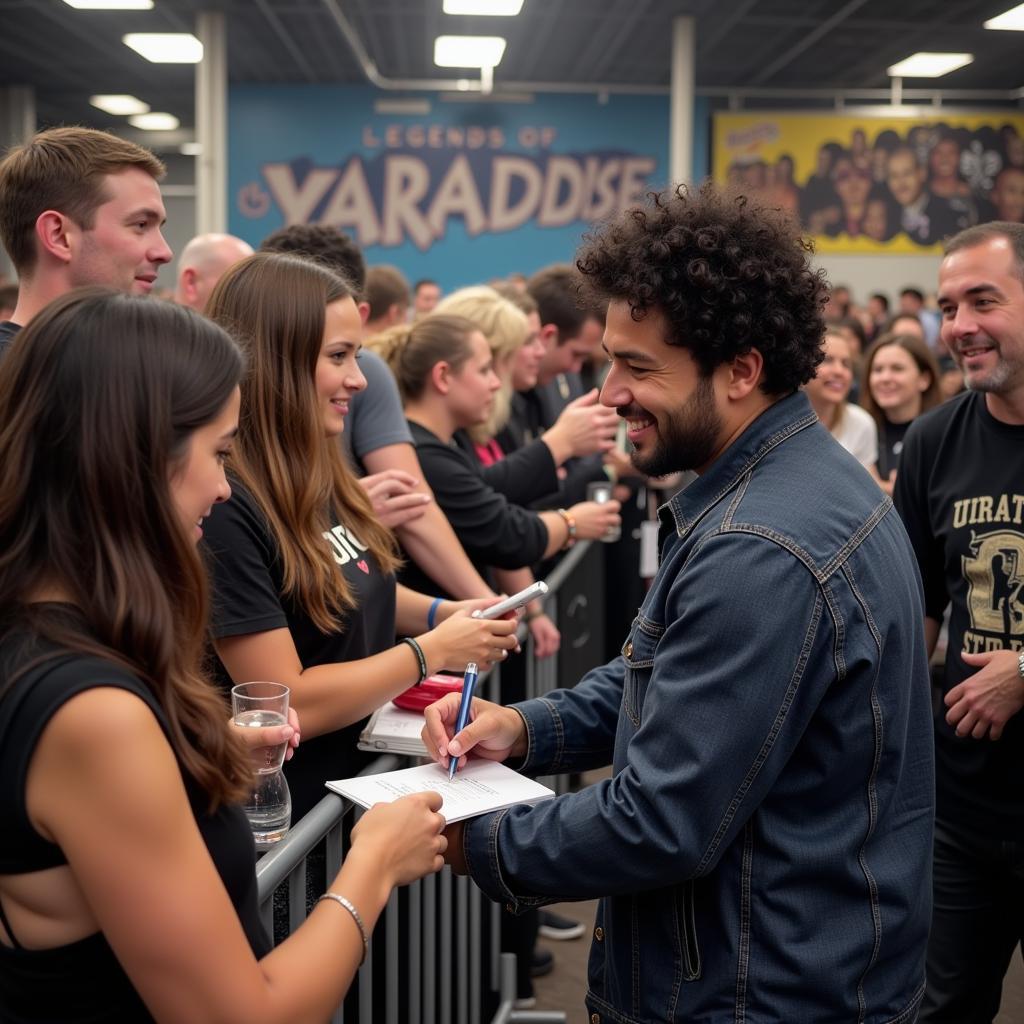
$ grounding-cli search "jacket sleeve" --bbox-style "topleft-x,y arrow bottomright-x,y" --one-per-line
477,440 -> 560,506
463,530 -> 836,906
415,435 -> 549,569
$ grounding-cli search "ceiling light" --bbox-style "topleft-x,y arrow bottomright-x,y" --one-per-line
90,94 -> 150,116
443,0 -> 524,14
984,3 -> 1024,29
886,52 -> 974,78
64,0 -> 154,8
123,32 -> 203,63
434,35 -> 506,68
128,112 -> 180,131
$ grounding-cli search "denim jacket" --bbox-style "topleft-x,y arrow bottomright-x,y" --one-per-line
463,391 -> 934,1023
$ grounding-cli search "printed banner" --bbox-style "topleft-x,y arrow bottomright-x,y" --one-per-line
229,86 -> 679,289
713,112 -> 1024,253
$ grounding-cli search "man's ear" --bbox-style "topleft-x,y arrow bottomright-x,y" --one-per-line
35,210 -> 75,266
539,323 -> 559,349
726,347 -> 765,400
180,267 -> 199,302
357,300 -> 371,326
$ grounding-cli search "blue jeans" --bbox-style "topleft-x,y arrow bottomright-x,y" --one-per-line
920,818 -> 1024,1023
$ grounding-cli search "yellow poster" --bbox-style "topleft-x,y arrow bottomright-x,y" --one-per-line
713,112 -> 1024,253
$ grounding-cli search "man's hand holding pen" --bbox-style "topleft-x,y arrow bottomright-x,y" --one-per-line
422,692 -> 528,775
422,692 -> 528,874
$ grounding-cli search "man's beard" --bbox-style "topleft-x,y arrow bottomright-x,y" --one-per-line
626,375 -> 722,477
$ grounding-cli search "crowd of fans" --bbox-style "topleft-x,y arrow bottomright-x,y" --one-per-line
1,124 -> 1021,1022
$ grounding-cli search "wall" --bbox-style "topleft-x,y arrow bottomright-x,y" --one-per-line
813,252 -> 943,305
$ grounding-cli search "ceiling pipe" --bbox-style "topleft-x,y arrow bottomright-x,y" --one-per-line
321,0 -> 1023,105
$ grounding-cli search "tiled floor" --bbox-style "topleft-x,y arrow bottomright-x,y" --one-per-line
532,901 -> 1024,1023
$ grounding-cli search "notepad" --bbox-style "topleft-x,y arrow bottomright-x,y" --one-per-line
357,701 -> 429,756
326,760 -> 555,823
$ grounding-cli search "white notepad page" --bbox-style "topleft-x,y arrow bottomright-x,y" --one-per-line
326,760 -> 555,823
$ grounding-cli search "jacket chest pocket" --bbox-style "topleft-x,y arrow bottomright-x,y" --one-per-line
621,620 -> 661,726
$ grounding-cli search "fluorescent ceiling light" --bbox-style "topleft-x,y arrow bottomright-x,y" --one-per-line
434,35 -> 506,68
443,0 -> 524,14
64,0 -> 154,8
984,3 -> 1024,29
128,112 -> 180,131
90,94 -> 150,116
123,32 -> 204,63
886,52 -> 974,78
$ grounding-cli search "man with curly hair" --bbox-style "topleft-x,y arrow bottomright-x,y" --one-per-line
426,184 -> 934,1022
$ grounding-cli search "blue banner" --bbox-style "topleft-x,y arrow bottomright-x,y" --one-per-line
229,85 -> 686,290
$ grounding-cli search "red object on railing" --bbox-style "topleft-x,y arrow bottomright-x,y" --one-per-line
392,674 -> 464,712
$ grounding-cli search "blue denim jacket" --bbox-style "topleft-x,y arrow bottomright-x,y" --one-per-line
464,391 -> 934,1023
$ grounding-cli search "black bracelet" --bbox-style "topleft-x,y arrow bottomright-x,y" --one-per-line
400,636 -> 428,683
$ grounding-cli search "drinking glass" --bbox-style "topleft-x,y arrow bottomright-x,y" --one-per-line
231,681 -> 292,848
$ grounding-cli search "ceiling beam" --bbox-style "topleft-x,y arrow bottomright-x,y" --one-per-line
750,0 -> 872,85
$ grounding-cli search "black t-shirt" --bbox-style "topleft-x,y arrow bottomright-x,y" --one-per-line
876,417 -> 911,481
0,320 -> 21,359
202,481 -> 396,819
894,391 -> 1024,838
0,618 -> 268,1022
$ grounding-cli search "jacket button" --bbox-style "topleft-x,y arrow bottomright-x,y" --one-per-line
624,641 -> 633,658
594,926 -> 604,941
591,1015 -> 601,1024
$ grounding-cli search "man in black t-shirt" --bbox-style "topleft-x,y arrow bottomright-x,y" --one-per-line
894,220 -> 1024,1022
0,126 -> 171,359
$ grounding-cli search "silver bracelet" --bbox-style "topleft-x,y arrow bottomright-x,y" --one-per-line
318,892 -> 368,964
1017,651 -> 1024,681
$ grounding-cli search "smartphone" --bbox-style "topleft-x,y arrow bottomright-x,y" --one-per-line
473,581 -> 549,620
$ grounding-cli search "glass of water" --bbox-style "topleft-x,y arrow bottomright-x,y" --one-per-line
231,681 -> 292,848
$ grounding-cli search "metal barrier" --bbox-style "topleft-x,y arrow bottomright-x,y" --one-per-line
255,541 -> 597,1023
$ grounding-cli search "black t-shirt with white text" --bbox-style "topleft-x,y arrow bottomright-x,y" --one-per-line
202,480 -> 396,819
894,391 -> 1024,838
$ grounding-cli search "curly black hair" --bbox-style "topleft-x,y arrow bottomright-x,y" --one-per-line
259,223 -> 366,297
576,183 -> 827,394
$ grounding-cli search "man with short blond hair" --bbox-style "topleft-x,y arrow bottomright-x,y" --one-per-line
0,126 -> 171,352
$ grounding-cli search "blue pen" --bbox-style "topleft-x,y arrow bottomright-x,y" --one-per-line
448,662 -> 478,780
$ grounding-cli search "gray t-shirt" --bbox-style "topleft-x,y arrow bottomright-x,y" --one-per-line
343,348 -> 413,471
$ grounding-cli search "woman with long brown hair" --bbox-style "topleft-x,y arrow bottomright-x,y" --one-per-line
0,290 -> 445,1022
203,253 -> 517,821
861,331 -> 943,494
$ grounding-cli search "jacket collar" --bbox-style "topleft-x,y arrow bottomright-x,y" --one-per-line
661,390 -> 819,538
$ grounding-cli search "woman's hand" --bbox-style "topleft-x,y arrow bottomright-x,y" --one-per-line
230,706 -> 300,761
527,612 -> 560,659
358,469 -> 431,529
569,498 -> 621,541
421,609 -> 519,672
348,792 -> 447,887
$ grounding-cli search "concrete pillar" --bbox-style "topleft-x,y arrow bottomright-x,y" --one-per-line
669,16 -> 695,189
196,11 -> 227,233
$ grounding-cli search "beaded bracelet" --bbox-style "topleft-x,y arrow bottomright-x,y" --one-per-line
427,596 -> 444,630
400,636 -> 428,683
318,892 -> 368,964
